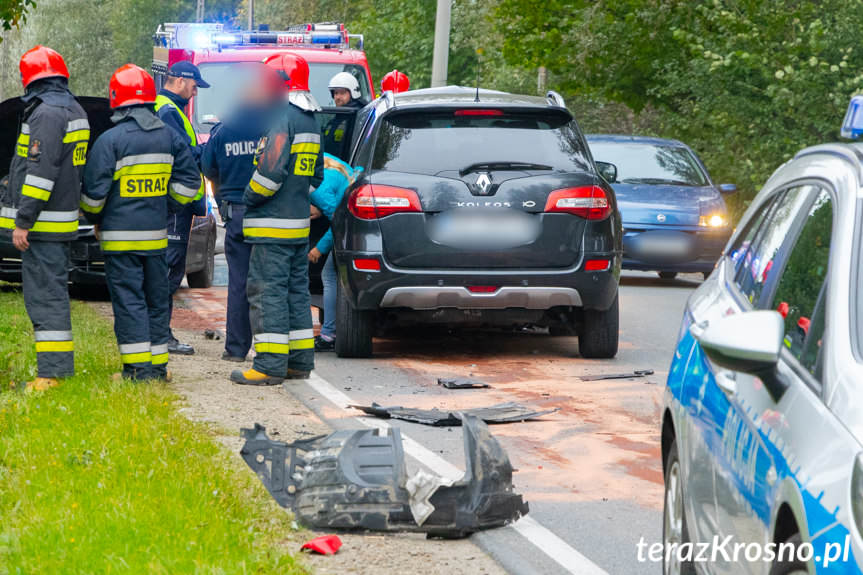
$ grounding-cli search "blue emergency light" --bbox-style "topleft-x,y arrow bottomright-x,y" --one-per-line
841,95 -> 863,139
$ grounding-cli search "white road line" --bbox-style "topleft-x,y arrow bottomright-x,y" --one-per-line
304,372 -> 609,575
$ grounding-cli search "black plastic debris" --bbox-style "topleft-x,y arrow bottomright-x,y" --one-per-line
437,377 -> 490,389
239,415 -> 529,537
350,402 -> 558,426
203,329 -> 224,340
579,369 -> 654,381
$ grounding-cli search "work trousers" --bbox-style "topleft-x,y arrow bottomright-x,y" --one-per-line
247,243 -> 314,376
224,203 -> 252,357
166,240 -> 188,340
22,240 -> 73,378
104,253 -> 170,380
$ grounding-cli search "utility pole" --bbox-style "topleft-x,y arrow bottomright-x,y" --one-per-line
537,66 -> 547,95
196,0 -> 205,23
430,0 -> 451,88
248,0 -> 254,30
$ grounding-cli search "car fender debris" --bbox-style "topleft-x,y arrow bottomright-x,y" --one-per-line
349,402 -> 559,426
579,369 -> 654,381
300,535 -> 342,555
438,377 -> 490,389
240,415 -> 529,537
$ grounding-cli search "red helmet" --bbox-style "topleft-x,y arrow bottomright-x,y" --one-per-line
381,70 -> 410,94
108,64 -> 156,109
19,45 -> 69,89
263,53 -> 310,92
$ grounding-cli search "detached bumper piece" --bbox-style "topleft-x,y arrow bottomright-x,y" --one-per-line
350,401 -> 559,426
240,415 -> 529,538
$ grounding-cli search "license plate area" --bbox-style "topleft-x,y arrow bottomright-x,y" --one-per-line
427,208 -> 540,250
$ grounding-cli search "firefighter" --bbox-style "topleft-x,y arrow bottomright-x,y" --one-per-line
81,64 -> 201,381
202,69 -> 278,363
322,71 -> 365,158
154,61 -> 209,356
0,46 -> 89,391
230,53 -> 323,386
380,69 -> 410,94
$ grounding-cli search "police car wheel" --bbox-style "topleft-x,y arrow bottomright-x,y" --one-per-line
768,534 -> 809,575
663,439 -> 695,575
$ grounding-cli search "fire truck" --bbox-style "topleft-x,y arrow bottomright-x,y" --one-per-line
152,21 -> 374,297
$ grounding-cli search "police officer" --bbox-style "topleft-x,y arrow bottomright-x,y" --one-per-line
230,53 -> 323,386
322,72 -> 364,158
155,61 -> 209,355
81,64 -> 201,381
202,71 -> 277,363
0,46 -> 89,391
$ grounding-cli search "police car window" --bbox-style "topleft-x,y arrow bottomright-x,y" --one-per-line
733,186 -> 811,305
371,111 -> 591,175
768,188 -> 832,377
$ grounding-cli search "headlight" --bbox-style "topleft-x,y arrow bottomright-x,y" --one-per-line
852,453 -> 863,536
699,214 -> 727,227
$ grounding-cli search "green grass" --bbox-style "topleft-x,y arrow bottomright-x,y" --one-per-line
0,287 -> 306,574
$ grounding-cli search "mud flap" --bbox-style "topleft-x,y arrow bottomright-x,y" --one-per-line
240,415 -> 529,537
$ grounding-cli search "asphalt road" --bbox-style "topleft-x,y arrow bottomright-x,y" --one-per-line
266,269 -> 703,574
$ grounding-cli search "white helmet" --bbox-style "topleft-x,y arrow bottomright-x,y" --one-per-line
328,71 -> 361,99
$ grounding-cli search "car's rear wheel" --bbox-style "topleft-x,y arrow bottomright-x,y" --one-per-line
768,534 -> 809,575
663,439 -> 695,575
659,271 -> 678,280
577,293 -> 619,358
187,232 -> 215,288
335,287 -> 374,358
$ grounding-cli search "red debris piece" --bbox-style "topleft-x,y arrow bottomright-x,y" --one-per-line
301,535 -> 342,555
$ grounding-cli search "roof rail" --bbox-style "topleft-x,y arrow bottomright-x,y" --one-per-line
546,90 -> 566,108
384,90 -> 396,109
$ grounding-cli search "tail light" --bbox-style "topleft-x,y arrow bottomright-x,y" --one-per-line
353,258 -> 381,272
454,109 -> 504,117
584,259 -> 610,271
544,186 -> 612,220
348,184 -> 422,220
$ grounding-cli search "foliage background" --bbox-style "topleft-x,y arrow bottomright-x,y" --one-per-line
2,0 -> 863,216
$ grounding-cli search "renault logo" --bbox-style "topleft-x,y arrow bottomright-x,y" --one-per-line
475,173 -> 492,195
656,213 -> 667,222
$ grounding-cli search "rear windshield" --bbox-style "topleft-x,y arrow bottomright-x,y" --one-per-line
588,141 -> 709,186
371,111 -> 591,175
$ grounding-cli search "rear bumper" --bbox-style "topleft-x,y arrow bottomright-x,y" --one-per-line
337,250 -> 620,312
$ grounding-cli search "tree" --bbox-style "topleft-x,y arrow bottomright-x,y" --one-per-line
0,0 -> 35,32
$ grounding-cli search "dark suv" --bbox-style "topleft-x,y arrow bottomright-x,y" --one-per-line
332,87 -> 622,358
0,96 -> 217,289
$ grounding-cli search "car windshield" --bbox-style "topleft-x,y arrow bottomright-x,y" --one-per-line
588,141 -> 708,186
193,62 -> 372,133
371,111 -> 591,175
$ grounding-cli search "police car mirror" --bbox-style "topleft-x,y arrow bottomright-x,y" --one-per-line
695,310 -> 788,401
595,161 -> 617,183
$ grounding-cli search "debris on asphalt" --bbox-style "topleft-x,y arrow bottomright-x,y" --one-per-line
301,535 -> 342,555
579,369 -> 654,381
239,415 -> 529,537
437,377 -> 490,389
349,402 -> 559,426
203,329 -> 224,340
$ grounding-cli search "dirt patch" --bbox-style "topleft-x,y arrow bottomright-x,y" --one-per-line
81,296 -> 505,575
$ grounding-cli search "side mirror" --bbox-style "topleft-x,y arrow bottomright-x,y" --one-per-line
692,310 -> 788,400
718,183 -> 737,194
596,161 -> 617,183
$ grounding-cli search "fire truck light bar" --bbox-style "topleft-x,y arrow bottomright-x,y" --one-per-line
155,22 -> 351,50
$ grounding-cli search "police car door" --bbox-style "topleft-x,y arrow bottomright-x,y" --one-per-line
713,183 -> 835,574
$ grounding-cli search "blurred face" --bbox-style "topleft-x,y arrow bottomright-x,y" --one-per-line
166,76 -> 198,100
331,88 -> 351,107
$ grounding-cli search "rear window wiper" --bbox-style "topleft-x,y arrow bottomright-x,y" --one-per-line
458,162 -> 553,176
621,177 -> 697,186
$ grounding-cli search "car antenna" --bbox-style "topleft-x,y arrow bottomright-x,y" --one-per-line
474,47 -> 483,102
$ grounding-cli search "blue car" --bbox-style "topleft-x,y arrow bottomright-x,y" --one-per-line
586,135 -> 736,279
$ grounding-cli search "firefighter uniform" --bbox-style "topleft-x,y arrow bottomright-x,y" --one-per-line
81,64 -> 201,381
0,46 -> 88,386
230,53 -> 323,386
201,104 -> 271,360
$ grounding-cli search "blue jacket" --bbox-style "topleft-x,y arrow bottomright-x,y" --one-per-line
201,105 -> 271,204
80,106 -> 201,255
156,89 -> 206,243
309,153 -> 355,255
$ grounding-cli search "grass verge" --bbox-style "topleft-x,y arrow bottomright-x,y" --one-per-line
0,287 -> 305,574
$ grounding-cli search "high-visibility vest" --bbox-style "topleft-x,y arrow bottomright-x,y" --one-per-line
154,94 -> 204,200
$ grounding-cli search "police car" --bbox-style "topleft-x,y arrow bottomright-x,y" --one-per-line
661,100 -> 863,574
